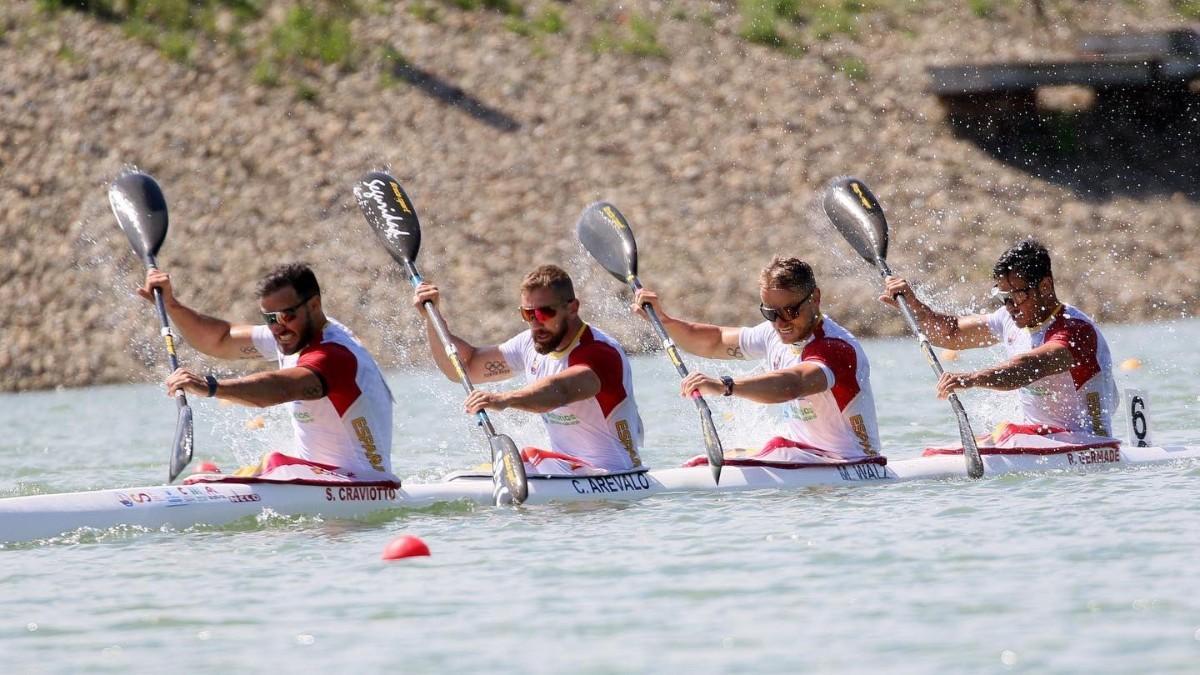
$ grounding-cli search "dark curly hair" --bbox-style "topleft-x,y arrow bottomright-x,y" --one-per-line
256,262 -> 321,299
992,239 -> 1052,285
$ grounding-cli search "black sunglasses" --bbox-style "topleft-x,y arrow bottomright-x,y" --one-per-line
261,295 -> 314,325
759,287 -> 815,323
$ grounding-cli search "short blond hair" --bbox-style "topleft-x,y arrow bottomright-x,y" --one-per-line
759,256 -> 815,294
520,264 -> 575,303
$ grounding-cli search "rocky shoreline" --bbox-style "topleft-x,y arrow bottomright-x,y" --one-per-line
2,0 -> 1197,392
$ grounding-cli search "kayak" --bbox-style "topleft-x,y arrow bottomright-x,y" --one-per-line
2,443 -> 1197,544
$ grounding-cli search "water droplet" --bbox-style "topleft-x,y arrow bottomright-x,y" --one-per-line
296,634 -> 316,646
197,630 -> 211,641
1000,649 -> 1018,666
26,623 -> 37,632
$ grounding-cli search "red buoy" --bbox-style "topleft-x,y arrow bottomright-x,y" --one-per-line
382,535 -> 431,560
194,461 -> 221,474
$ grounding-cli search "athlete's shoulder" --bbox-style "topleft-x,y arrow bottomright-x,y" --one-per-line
578,324 -> 627,351
814,316 -> 862,345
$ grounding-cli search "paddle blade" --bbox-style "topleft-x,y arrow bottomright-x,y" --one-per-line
353,171 -> 421,265
489,434 -> 528,505
953,399 -> 985,479
576,201 -> 638,283
821,177 -> 889,264
168,401 -> 195,482
109,171 -> 169,264
696,401 -> 724,484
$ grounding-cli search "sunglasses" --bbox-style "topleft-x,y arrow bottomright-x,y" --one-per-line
518,302 -> 569,323
261,295 -> 313,325
759,288 -> 815,323
990,285 -> 1031,305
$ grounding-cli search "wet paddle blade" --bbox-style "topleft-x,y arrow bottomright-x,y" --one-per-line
821,177 -> 889,265
696,400 -> 724,483
954,398 -> 985,479
576,201 -> 639,283
168,401 -> 195,482
489,434 -> 528,505
353,171 -> 422,266
109,171 -> 169,265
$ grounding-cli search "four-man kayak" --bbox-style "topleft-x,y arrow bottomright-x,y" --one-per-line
1,443 -> 1197,544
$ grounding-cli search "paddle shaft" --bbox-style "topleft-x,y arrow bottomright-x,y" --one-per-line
147,257 -> 188,407
876,257 -> 983,477
630,277 -> 724,481
403,258 -> 500,437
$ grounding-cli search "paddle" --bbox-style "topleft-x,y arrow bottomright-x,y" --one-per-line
108,171 -> 194,482
353,171 -> 529,505
822,177 -> 985,479
576,202 -> 725,484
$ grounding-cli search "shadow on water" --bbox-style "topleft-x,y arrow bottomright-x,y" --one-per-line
389,59 -> 521,133
943,88 -> 1200,202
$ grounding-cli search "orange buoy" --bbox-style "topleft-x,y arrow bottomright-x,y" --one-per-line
382,535 -> 431,560
1120,358 -> 1143,371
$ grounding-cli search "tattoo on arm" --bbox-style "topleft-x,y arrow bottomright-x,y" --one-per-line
239,345 -> 262,359
726,346 -> 744,360
302,385 -> 323,399
484,360 -> 511,376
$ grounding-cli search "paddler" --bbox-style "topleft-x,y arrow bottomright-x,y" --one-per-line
880,238 -> 1119,440
140,263 -> 397,482
412,264 -> 644,475
633,256 -> 883,464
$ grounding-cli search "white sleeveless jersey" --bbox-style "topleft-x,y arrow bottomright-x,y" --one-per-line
739,317 -> 882,458
498,323 -> 643,471
985,304 -> 1118,436
251,318 -> 395,480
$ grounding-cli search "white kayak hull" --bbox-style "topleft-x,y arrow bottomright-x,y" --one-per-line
1,444 -> 1197,544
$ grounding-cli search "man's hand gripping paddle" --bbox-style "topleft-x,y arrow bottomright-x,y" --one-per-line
822,177 -> 985,479
109,171 -> 194,482
576,202 -> 725,484
353,171 -> 529,505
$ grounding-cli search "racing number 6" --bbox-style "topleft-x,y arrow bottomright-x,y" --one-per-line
1125,389 -> 1151,448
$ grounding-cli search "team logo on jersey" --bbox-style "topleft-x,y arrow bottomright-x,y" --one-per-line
543,411 -> 580,426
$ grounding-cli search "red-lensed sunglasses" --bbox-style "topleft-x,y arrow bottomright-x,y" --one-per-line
518,303 -> 566,323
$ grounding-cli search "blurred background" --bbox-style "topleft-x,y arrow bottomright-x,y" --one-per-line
2,0 -> 1197,391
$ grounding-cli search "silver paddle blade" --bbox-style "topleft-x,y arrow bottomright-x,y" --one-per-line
169,403 -> 195,483
576,201 -> 639,283
490,434 -> 528,505
109,171 -> 169,264
353,171 -> 422,265
697,403 -> 724,484
956,405 -> 985,479
821,176 -> 889,264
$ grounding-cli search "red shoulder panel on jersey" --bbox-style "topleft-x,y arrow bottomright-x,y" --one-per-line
801,337 -> 860,410
298,341 -> 362,416
1044,316 -> 1101,390
568,329 -> 627,418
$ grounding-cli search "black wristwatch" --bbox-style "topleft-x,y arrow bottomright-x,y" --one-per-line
205,374 -> 219,398
720,375 -> 735,397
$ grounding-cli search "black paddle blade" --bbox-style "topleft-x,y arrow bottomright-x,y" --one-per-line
490,434 -> 528,505
168,402 -> 195,482
109,171 -> 169,264
353,171 -> 421,265
576,201 -> 638,283
822,177 -> 889,264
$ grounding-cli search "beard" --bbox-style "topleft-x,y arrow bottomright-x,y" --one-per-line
277,315 -> 317,355
532,322 -> 570,355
